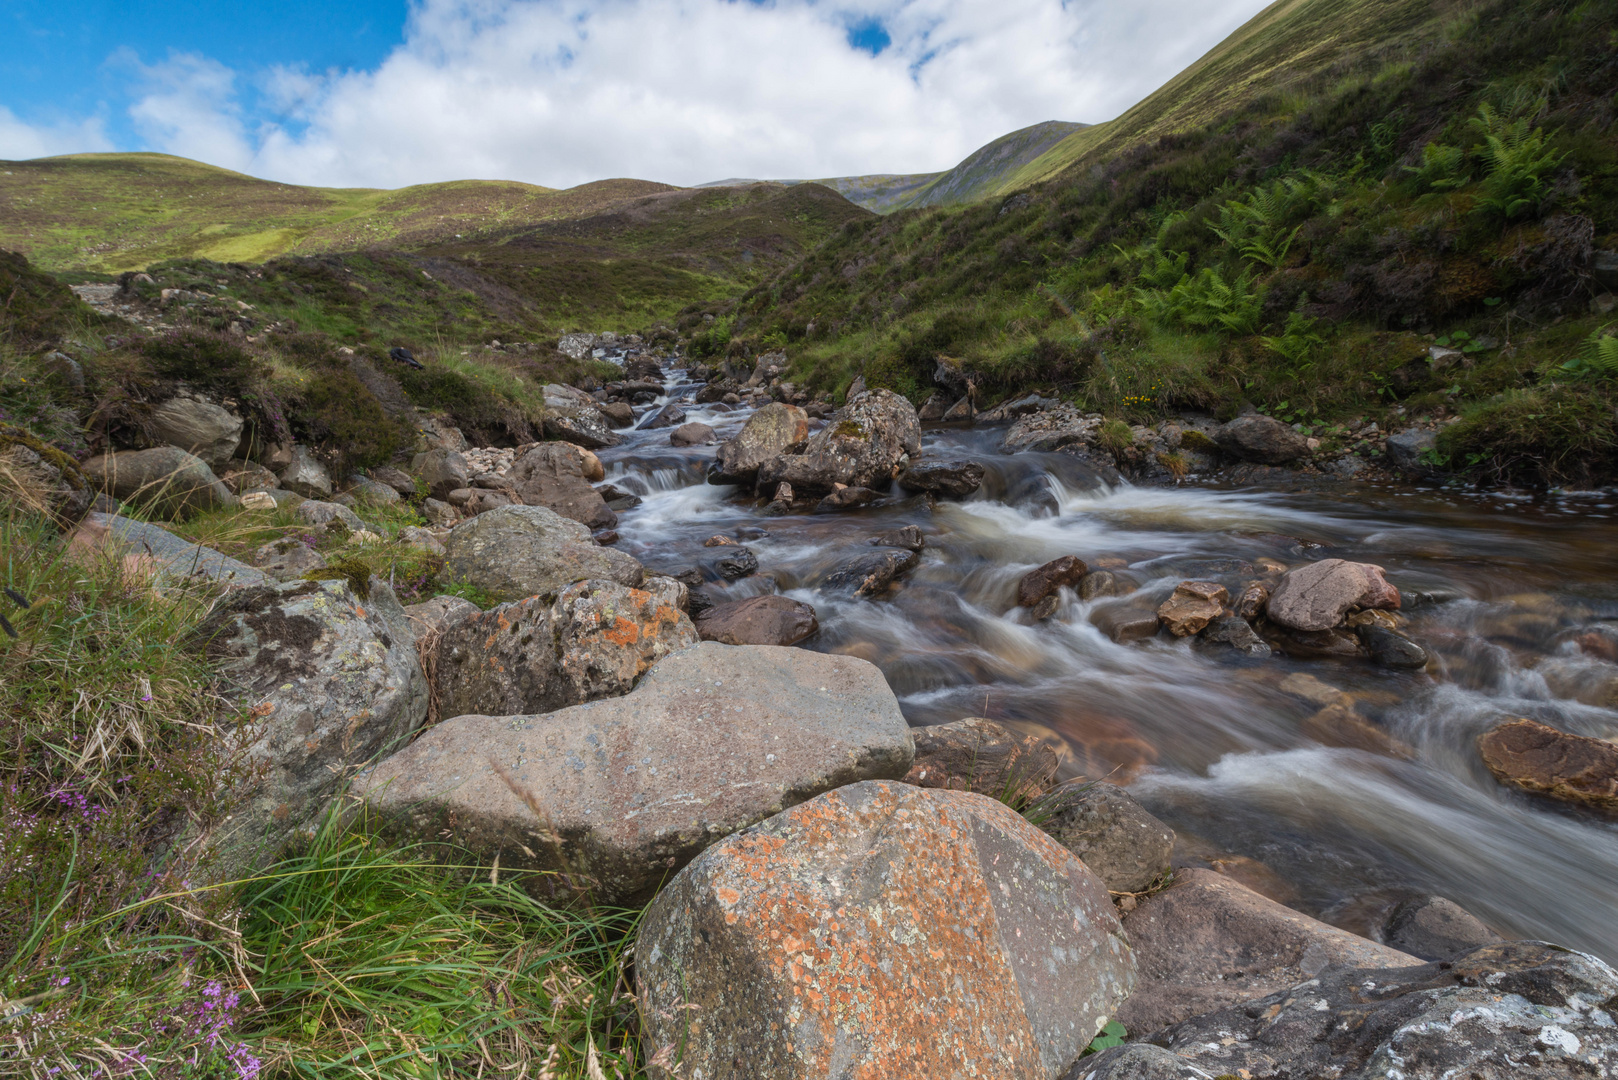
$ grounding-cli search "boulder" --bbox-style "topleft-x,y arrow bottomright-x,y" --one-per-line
1113,942 -> 1618,1080
636,402 -> 686,430
218,458 -> 279,495
344,475 -> 401,505
400,594 -> 480,639
705,545 -> 759,580
77,513 -> 267,587
1040,781 -> 1174,893
756,389 -> 921,494
191,578 -> 427,876
441,505 -> 643,605
278,445 -> 333,499
1386,427 -> 1439,474
421,497 -> 459,527
815,485 -> 882,511
543,407 -> 623,450
397,525 -> 447,557
82,447 -> 236,518
668,421 -> 716,446
410,448 -> 470,500
1359,623 -> 1429,668
1214,414 -> 1310,464
370,465 -> 419,496
0,442 -> 90,523
599,401 -> 634,427
508,443 -> 616,530
1115,868 -> 1421,1035
1478,718 -> 1618,812
692,595 -> 819,646
918,391 -> 949,421
942,394 -> 975,422
1018,556 -> 1088,608
708,403 -> 809,486
434,580 -> 698,718
148,392 -> 243,469
293,499 -> 364,534
1266,558 -> 1401,632
358,644 -> 914,905
1196,614 -> 1271,656
824,546 -> 919,596
901,459 -> 986,498
1156,581 -> 1228,637
637,781 -> 1135,1080
902,717 -> 1058,802
1382,894 -> 1503,961
251,538 -> 327,582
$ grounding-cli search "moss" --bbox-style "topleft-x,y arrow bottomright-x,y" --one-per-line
1181,428 -> 1217,451
1098,419 -> 1136,452
302,557 -> 375,600
832,419 -> 869,440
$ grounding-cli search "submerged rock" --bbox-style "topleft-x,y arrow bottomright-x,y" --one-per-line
1479,718 -> 1618,812
358,644 -> 914,905
902,717 -> 1059,802
637,780 -> 1135,1080
1382,894 -> 1503,961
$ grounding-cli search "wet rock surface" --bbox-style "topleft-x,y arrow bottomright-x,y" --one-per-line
1266,558 -> 1400,632
358,644 -> 914,905
824,546 -> 920,595
1479,718 -> 1618,812
1018,555 -> 1089,607
901,458 -> 986,497
902,717 -> 1059,801
692,594 -> 819,646
637,780 -> 1135,1080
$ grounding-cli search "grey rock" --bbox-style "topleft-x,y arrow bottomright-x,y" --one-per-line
400,594 -> 480,639
148,392 -> 243,469
219,458 -> 279,495
1042,781 -> 1175,893
824,546 -> 920,596
1359,623 -> 1429,668
1382,894 -> 1503,961
901,458 -> 986,498
370,465 -> 419,496
692,595 -> 819,646
1116,868 -> 1421,1036
668,421 -> 717,446
707,545 -> 758,580
278,445 -> 333,499
192,578 -> 427,876
83,513 -> 267,587
1147,941 -> 1617,1080
397,525 -> 447,557
251,538 -> 327,582
421,497 -> 459,527
708,403 -> 809,486
293,499 -> 364,534
1214,414 -> 1310,464
941,394 -> 975,422
637,780 -> 1134,1080
345,475 -> 401,505
543,407 -> 622,450
1386,428 -> 1439,475
435,579 -> 698,719
358,643 -> 915,905
508,443 -> 616,530
1266,558 -> 1400,632
757,388 -> 921,494
1197,615 -> 1271,657
82,448 -> 237,518
636,401 -> 685,430
1065,1045 -> 1219,1080
441,504 -> 642,604
410,448 -> 470,500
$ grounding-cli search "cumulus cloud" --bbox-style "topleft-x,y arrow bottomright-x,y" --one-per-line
96,0 -> 1272,187
0,107 -> 113,161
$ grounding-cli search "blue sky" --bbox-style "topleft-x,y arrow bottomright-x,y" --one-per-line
0,0 -> 1272,189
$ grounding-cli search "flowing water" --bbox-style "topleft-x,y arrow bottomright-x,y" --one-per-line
596,360 -> 1618,962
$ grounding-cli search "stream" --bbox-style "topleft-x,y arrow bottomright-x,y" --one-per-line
593,359 -> 1618,963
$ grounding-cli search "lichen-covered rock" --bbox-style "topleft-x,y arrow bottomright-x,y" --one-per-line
1114,941 -> 1618,1080
1266,558 -> 1401,632
252,537 -> 327,581
903,717 -> 1058,802
708,403 -> 810,486
358,644 -> 913,905
0,442 -> 90,522
278,444 -> 333,498
435,580 -> 698,718
82,447 -> 237,518
1115,868 -> 1421,1036
148,391 -> 243,469
691,594 -> 818,646
1040,781 -> 1175,893
508,442 -> 616,529
441,504 -> 643,604
757,389 -> 921,494
637,780 -> 1135,1080
1479,718 -> 1618,812
190,578 -> 427,875
294,499 -> 364,534
81,513 -> 267,587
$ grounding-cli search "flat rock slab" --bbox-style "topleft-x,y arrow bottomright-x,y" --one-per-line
1479,717 -> 1618,812
1116,867 -> 1421,1036
357,643 -> 914,905
1095,941 -> 1618,1080
637,780 -> 1135,1080
86,513 -> 267,587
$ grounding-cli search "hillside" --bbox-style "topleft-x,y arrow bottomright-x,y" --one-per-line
723,0 -> 1618,485
0,152 -> 677,272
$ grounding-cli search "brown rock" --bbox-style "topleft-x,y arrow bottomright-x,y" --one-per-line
755,389 -> 921,494
1116,867 -> 1421,1036
509,442 -> 617,530
1383,895 -> 1503,961
1266,558 -> 1400,631
692,595 -> 819,646
435,580 -> 697,719
1302,703 -> 1414,758
637,781 -> 1135,1080
702,534 -> 737,546
1091,605 -> 1161,643
902,717 -> 1058,802
1156,581 -> 1228,637
410,448 -> 469,500
1235,581 -> 1270,619
1078,570 -> 1139,601
669,421 -> 717,446
824,547 -> 919,596
1214,413 -> 1311,464
599,401 -> 634,427
1017,555 -> 1088,607
1478,718 -> 1618,812
815,485 -> 882,511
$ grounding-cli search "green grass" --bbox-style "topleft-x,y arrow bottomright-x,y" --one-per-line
0,509 -> 645,1078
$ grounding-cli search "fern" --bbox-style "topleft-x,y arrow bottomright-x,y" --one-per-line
1207,175 -> 1329,269
1406,142 -> 1471,191
1563,331 -> 1618,377
1143,267 -> 1262,335
1470,103 -> 1565,218
1262,308 -> 1327,367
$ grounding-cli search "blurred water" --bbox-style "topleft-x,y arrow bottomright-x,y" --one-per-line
594,364 -> 1618,961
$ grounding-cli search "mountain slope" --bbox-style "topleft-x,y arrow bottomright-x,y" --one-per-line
0,153 -> 676,272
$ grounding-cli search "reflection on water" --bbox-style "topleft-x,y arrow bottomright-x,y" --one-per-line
597,366 -> 1618,962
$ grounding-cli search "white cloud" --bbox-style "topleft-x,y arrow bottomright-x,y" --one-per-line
0,106 -> 113,161
95,0 -> 1274,188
